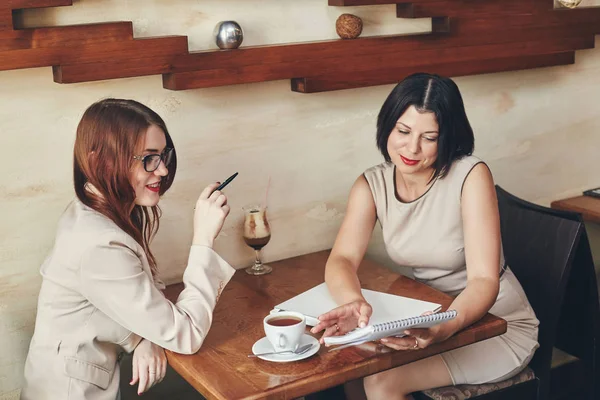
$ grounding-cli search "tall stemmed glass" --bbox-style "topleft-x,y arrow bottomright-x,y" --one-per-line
243,205 -> 272,275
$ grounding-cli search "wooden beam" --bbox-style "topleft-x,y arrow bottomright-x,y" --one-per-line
291,52 -> 575,93
0,0 -> 597,92
533,0 -> 556,12
396,0 -> 536,19
0,22 -> 133,51
0,36 -> 188,71
0,10 -> 13,31
54,55 -> 174,83
449,11 -> 600,34
167,33 -> 441,73
6,0 -> 73,9
329,0 -> 398,5
28,22 -> 133,48
165,24 -> 592,74
329,0 -> 441,5
163,36 -> 591,90
397,0 -> 600,20
0,37 -> 29,51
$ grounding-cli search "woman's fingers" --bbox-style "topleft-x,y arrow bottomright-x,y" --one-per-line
130,340 -> 168,394
311,320 -> 341,337
310,321 -> 330,334
147,371 -> 157,392
130,356 -> 139,385
379,339 -> 404,350
214,193 -> 227,207
222,204 -> 231,216
160,359 -> 167,383
379,336 -> 418,351
136,358 -> 157,394
148,359 -> 158,389
404,328 -> 430,341
318,304 -> 352,322
357,303 -> 372,328
200,183 -> 221,200
208,189 -> 223,202
319,324 -> 342,344
137,365 -> 149,395
379,334 -> 431,351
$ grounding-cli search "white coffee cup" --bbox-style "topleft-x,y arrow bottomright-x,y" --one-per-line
263,312 -> 306,351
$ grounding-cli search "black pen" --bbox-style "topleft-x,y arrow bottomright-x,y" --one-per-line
215,172 -> 238,192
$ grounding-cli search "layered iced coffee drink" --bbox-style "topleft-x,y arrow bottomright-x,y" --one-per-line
242,206 -> 272,275
243,208 -> 271,250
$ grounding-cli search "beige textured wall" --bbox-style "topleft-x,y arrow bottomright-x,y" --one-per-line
1,1 -> 599,397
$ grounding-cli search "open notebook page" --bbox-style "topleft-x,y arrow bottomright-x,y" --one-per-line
273,282 -> 441,327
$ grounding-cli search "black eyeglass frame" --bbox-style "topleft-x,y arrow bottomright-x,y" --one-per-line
133,147 -> 174,173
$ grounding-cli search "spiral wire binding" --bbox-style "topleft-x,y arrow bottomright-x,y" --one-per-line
372,310 -> 457,333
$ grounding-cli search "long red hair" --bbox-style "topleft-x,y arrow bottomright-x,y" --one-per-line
73,99 -> 177,274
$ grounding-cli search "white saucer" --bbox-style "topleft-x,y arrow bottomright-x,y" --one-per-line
251,334 -> 320,363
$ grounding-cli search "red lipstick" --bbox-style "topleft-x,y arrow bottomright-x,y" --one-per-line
400,155 -> 419,166
146,182 -> 160,192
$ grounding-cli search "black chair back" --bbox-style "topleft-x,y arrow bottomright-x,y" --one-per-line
496,186 -> 583,400
496,186 -> 600,400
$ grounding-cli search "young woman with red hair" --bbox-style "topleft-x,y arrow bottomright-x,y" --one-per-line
21,99 -> 234,399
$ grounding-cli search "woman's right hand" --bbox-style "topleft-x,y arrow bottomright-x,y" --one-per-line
310,299 -> 372,344
192,182 -> 230,248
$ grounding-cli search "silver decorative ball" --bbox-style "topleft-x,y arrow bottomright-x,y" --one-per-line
214,21 -> 244,50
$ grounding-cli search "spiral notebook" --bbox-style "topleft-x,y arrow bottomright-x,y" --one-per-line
272,283 -> 443,327
323,310 -> 457,348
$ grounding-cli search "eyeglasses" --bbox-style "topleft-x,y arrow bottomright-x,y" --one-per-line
133,147 -> 174,173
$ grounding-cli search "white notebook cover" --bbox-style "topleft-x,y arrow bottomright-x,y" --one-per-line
273,282 -> 442,327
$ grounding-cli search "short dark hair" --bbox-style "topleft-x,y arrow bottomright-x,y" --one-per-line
376,73 -> 474,181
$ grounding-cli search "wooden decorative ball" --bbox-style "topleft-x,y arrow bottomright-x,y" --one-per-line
336,14 -> 363,40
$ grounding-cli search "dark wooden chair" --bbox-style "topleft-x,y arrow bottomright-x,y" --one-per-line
495,186 -> 600,400
552,224 -> 600,400
415,186 -> 590,400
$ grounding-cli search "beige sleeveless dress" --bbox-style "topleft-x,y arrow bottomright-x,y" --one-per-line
363,155 -> 539,385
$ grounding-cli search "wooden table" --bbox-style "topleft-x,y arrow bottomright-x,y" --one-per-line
551,195 -> 600,224
164,250 -> 507,400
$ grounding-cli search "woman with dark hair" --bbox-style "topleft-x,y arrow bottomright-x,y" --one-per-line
311,74 -> 539,399
21,99 -> 235,399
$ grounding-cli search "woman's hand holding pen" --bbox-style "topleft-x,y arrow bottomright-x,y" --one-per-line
310,299 -> 372,344
192,182 -> 230,248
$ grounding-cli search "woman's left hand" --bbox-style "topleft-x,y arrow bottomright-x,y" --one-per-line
130,339 -> 167,395
379,325 -> 442,351
379,311 -> 448,351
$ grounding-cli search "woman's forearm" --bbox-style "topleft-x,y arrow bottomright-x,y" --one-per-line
439,277 -> 499,340
324,255 -> 365,305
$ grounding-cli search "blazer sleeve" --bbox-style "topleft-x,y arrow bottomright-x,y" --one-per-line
79,232 -> 236,354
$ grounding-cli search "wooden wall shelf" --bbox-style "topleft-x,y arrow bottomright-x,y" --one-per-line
0,0 -> 599,93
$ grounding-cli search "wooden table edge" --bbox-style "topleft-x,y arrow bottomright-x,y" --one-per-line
551,195 -> 600,224
164,289 -> 507,400
244,317 -> 508,400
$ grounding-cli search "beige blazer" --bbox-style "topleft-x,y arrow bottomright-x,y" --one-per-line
21,199 -> 235,400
